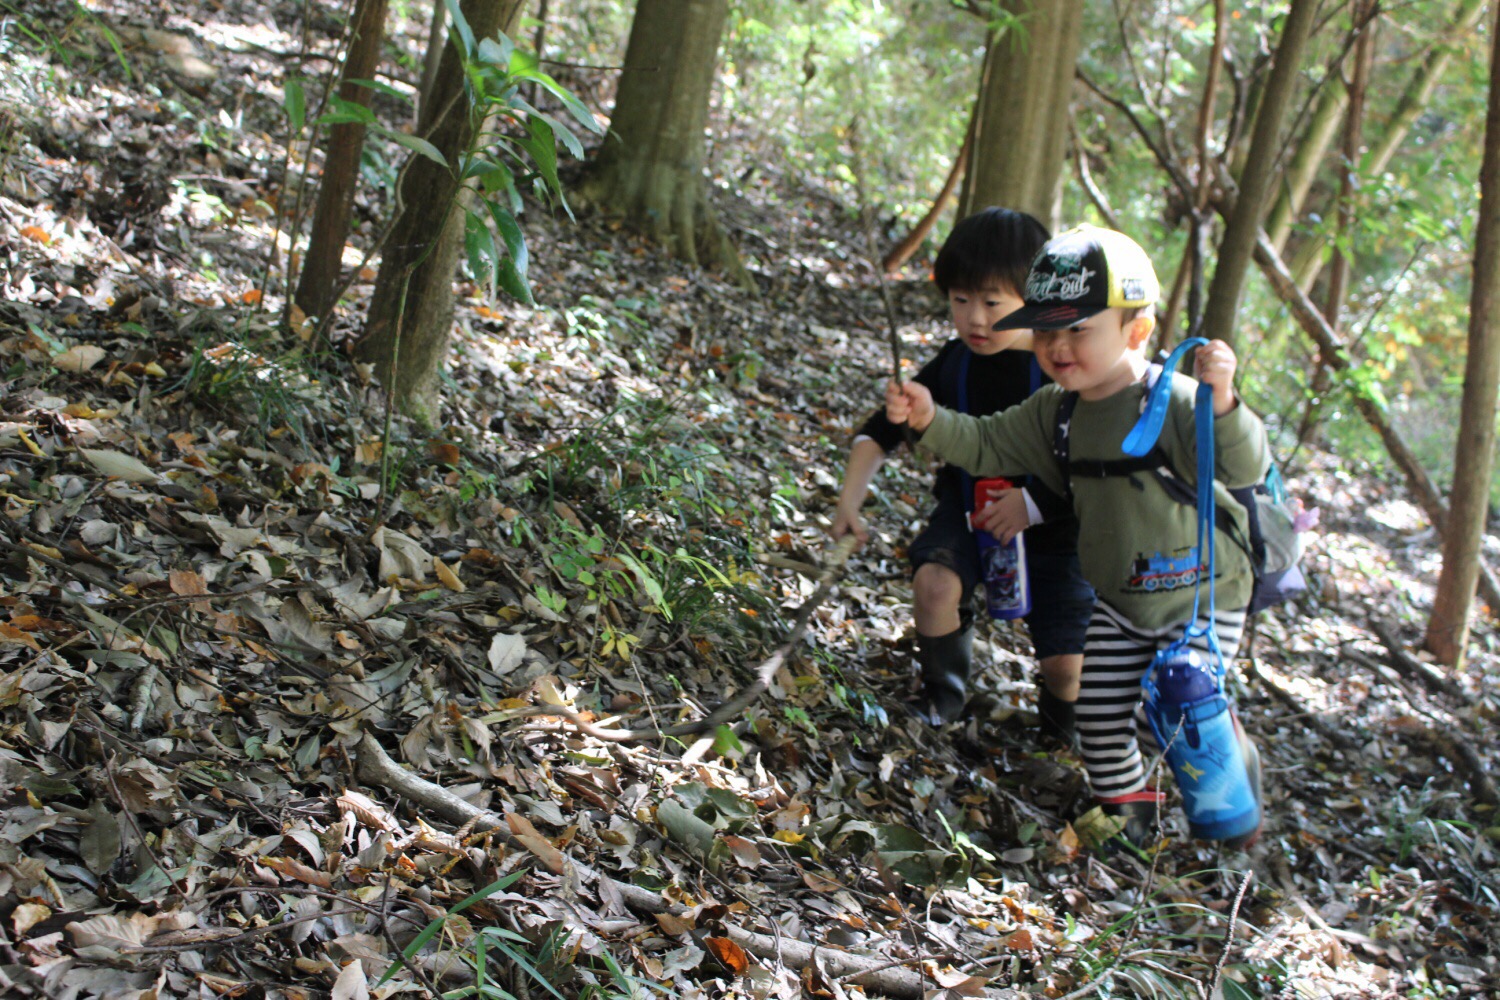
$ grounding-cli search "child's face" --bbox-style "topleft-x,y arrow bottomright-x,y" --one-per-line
948,284 -> 1028,355
1032,308 -> 1153,400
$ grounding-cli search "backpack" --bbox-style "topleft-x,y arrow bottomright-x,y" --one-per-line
1051,379 -> 1307,614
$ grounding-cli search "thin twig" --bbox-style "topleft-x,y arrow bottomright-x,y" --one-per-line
1207,869 -> 1254,997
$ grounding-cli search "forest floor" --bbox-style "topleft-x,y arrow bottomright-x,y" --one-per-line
0,2 -> 1498,998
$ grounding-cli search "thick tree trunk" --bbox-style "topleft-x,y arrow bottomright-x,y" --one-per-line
355,0 -> 523,424
958,0 -> 1085,230
1424,9 -> 1500,665
1199,0 -> 1318,348
583,0 -> 747,285
295,0 -> 390,324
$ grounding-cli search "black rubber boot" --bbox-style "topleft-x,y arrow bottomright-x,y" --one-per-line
908,625 -> 973,725
1037,687 -> 1077,746
1098,791 -> 1166,849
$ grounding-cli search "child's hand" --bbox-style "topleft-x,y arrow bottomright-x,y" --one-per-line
973,487 -> 1030,545
1195,339 -> 1239,416
885,380 -> 936,431
830,505 -> 869,547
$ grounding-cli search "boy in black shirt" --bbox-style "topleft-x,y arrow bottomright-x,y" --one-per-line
832,208 -> 1095,732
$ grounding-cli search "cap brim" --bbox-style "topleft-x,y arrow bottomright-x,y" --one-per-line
992,302 -> 1108,331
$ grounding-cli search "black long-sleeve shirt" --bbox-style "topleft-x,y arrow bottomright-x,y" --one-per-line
855,341 -> 1078,554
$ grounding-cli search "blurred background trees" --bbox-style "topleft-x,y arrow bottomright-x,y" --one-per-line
277,0 -> 1496,660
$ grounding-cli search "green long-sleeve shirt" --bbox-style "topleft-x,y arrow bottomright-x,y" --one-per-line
919,374 -> 1270,628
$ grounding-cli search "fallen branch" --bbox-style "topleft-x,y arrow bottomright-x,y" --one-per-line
1241,657 -> 1364,754
1368,620 -> 1475,707
355,731 -> 939,998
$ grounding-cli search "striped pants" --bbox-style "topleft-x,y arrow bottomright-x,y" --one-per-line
1077,602 -> 1248,798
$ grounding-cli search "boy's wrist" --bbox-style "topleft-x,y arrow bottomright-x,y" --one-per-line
1212,387 -> 1238,417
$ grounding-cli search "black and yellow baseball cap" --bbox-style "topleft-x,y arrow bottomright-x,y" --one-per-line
992,224 -> 1160,331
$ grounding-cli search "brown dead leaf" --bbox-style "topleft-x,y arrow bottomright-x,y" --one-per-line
505,811 -> 565,873
434,559 -> 466,593
704,936 -> 749,975
289,303 -> 311,341
802,871 -> 841,893
20,225 -> 50,244
263,855 -> 334,889
721,834 -> 762,868
654,912 -> 694,936
1001,928 -> 1035,951
0,623 -> 41,651
52,345 -> 107,373
427,439 -> 461,465
12,902 -> 50,936
337,789 -> 399,832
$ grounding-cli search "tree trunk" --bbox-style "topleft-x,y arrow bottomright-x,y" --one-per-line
1199,0 -> 1318,348
1322,4 -> 1378,335
294,0 -> 390,324
583,0 -> 747,284
1424,8 -> 1500,665
958,0 -> 1085,230
1264,84 -> 1347,253
881,113 -> 973,273
354,0 -> 523,424
419,0 -> 447,118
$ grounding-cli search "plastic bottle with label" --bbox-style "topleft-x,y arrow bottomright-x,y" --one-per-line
972,478 -> 1030,620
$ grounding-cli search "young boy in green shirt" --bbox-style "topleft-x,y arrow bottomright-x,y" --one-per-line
885,225 -> 1270,846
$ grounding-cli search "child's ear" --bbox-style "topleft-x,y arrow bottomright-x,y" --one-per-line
1127,313 -> 1156,349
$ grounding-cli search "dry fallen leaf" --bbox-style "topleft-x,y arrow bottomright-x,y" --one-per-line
704,936 -> 749,975
435,558 -> 466,593
505,811 -> 565,873
52,344 -> 107,372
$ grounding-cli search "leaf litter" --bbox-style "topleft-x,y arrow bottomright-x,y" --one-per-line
0,1 -> 1495,998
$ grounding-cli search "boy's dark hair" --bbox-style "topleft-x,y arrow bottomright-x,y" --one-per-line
932,207 -> 1051,295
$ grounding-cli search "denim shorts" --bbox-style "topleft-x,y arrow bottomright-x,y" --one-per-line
909,492 -> 1096,659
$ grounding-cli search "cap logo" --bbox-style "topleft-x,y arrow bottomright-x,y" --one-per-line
1121,278 -> 1146,302
1027,257 -> 1096,303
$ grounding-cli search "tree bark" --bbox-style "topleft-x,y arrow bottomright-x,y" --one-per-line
419,0 -> 447,117
294,0 -> 390,324
1321,3 -> 1378,335
1199,0 -> 1319,348
1264,83 -> 1346,253
1424,6 -> 1500,665
582,0 -> 748,285
354,0 -> 524,424
958,0 -> 1085,230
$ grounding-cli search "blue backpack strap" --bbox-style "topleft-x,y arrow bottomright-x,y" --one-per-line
1028,355 -> 1042,396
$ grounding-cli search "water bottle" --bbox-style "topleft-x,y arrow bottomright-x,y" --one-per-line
971,478 -> 1030,620
1142,646 -> 1261,843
